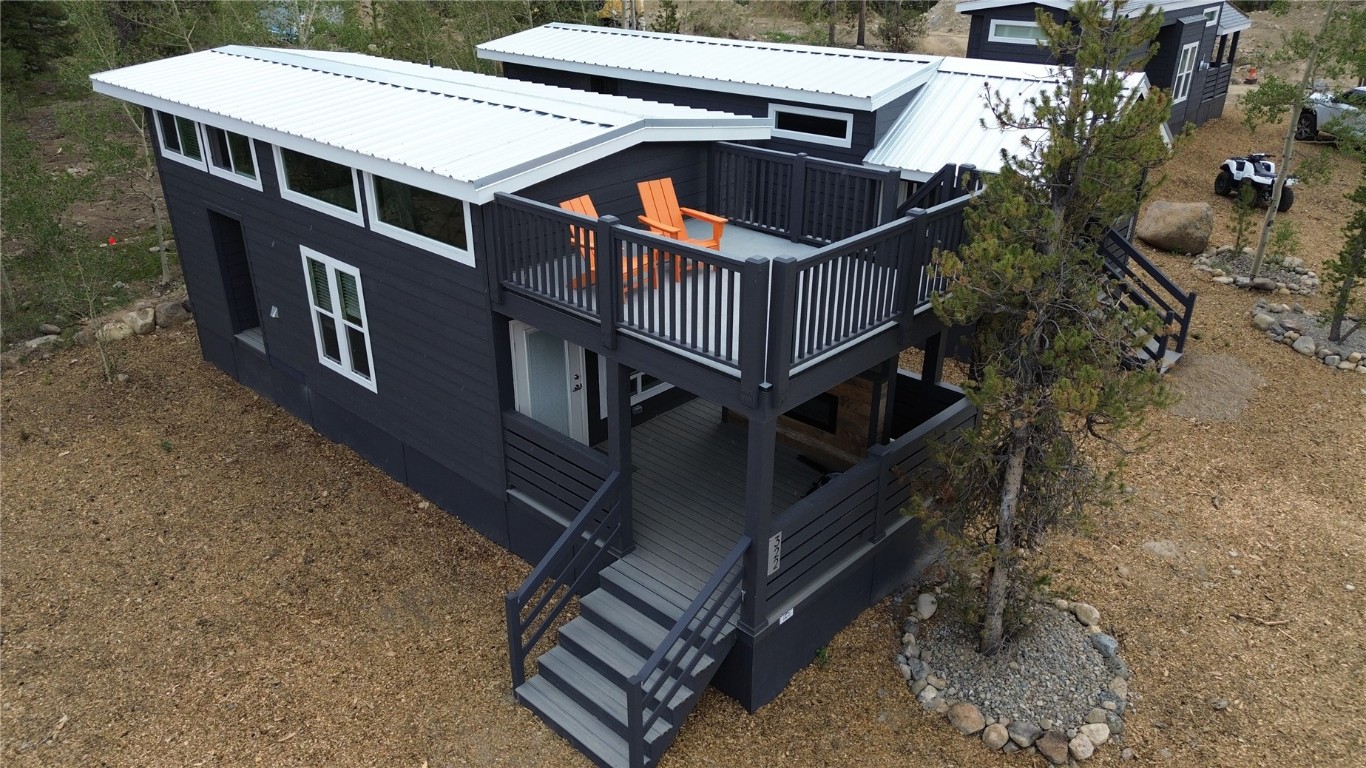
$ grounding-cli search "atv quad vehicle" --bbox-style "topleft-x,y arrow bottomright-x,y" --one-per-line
1214,153 -> 1295,213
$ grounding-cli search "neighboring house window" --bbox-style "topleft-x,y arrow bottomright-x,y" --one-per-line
275,147 -> 363,224
1172,42 -> 1199,104
1202,6 -> 1219,26
988,19 -> 1046,44
768,104 -> 854,148
206,127 -> 262,190
155,111 -> 206,169
364,174 -> 472,264
302,247 -> 376,391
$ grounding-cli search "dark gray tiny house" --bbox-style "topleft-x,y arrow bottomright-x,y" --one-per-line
94,33 -> 1192,768
957,0 -> 1251,134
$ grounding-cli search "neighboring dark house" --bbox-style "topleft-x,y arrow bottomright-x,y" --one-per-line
957,0 -> 1251,133
93,31 -> 1192,768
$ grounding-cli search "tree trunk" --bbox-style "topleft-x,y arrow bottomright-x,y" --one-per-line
857,0 -> 866,47
1329,243 -> 1360,341
1251,0 -> 1336,277
981,430 -> 1028,655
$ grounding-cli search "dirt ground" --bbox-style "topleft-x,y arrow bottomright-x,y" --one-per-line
4,4 -> 1366,767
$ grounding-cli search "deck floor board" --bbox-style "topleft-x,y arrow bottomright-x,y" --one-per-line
627,398 -> 823,577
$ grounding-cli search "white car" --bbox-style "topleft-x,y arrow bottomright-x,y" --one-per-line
1297,86 -> 1366,142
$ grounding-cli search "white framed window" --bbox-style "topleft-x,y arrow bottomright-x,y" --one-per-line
768,104 -> 854,148
1172,42 -> 1199,104
988,19 -> 1046,45
275,146 -> 363,225
1202,6 -> 1220,26
205,126 -> 263,191
363,173 -> 473,265
154,111 -> 207,170
302,247 -> 376,391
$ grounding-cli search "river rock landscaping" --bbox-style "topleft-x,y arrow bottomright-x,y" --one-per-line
895,592 -> 1133,764
1191,247 -> 1321,296
1248,300 -> 1366,373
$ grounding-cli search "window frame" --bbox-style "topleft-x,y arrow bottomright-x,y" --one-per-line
987,19 -> 1047,45
274,145 -> 364,225
1171,41 -> 1199,105
154,111 -> 208,170
301,246 -> 377,391
767,103 -> 854,149
362,172 -> 474,265
205,126 -> 264,191
1202,6 -> 1220,27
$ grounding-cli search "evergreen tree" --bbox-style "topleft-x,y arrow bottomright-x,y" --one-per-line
1325,168 -> 1365,343
930,0 -> 1172,654
0,1 -> 77,81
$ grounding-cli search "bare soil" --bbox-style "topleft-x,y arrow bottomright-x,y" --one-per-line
4,5 -> 1364,766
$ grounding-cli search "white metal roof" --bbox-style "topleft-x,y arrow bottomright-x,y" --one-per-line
477,23 -> 942,111
865,57 -> 1153,179
90,46 -> 769,203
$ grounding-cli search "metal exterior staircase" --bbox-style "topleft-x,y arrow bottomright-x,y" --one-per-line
516,552 -> 741,768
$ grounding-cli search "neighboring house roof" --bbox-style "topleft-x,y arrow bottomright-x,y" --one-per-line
477,23 -> 942,110
958,0 -> 1218,16
90,46 -> 769,204
866,57 -> 1154,179
956,0 -> 1250,32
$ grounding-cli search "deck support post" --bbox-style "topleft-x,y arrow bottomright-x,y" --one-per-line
606,359 -> 634,556
867,357 -> 895,447
787,154 -> 807,243
596,215 -> 621,351
922,332 -> 946,385
740,413 -> 777,634
880,358 -> 900,444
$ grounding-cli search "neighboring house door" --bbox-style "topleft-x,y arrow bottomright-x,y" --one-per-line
208,210 -> 265,351
510,321 -> 589,444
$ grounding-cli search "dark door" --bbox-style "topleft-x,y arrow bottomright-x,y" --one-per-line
208,210 -> 262,337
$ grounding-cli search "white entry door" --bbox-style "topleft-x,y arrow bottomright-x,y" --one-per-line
510,321 -> 589,444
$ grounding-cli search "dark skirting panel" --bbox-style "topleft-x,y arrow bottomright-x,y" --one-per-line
309,389 -> 408,483
406,444 -> 510,548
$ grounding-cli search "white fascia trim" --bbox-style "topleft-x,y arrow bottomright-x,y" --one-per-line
478,49 -> 893,112
362,172 -> 475,267
93,80 -> 483,203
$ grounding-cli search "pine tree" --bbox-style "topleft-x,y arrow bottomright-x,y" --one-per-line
930,0 -> 1172,654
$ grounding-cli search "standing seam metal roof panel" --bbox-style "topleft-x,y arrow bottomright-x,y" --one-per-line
476,23 -> 943,110
90,46 -> 769,202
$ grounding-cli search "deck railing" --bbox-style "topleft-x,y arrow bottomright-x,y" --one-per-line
1099,228 -> 1197,363
710,143 -> 898,245
765,396 -> 975,608
489,192 -> 973,394
506,470 -> 625,688
898,163 -> 984,216
627,536 -> 748,768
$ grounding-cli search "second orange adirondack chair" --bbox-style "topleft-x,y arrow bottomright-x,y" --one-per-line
636,178 -> 726,280
560,195 -> 655,295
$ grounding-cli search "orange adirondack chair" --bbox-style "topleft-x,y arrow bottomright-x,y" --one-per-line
636,178 -> 726,279
560,195 -> 655,294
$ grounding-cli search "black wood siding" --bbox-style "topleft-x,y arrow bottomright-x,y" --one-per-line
155,127 -> 509,544
519,142 -> 712,224
964,4 -> 1067,64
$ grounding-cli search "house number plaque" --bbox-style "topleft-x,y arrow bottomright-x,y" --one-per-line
767,532 -> 782,576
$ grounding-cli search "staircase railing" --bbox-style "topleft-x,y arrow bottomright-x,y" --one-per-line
1099,228 -> 1197,364
626,536 -> 750,768
506,470 -> 626,688
898,163 -> 983,216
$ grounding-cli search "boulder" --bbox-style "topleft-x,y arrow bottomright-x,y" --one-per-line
96,321 -> 133,343
38,323 -> 62,335
156,299 -> 192,328
1008,719 -> 1043,748
1080,722 -> 1112,746
947,701 -> 986,735
1037,730 -> 1071,764
123,307 -> 156,335
1070,733 -> 1097,760
1072,602 -> 1101,627
982,723 -> 1010,750
1136,201 -> 1214,255
1292,336 -> 1316,356
916,592 -> 938,620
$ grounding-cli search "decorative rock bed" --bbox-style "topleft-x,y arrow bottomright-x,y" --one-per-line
0,292 -> 192,371
1191,247 -> 1320,296
1249,300 -> 1366,373
894,592 -> 1134,764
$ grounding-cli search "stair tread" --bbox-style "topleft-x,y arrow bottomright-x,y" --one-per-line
598,566 -> 740,644
581,590 -> 672,649
539,647 -> 692,730
519,677 -> 631,767
561,616 -> 720,688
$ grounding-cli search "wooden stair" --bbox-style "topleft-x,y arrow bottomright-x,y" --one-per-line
515,553 -> 739,768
